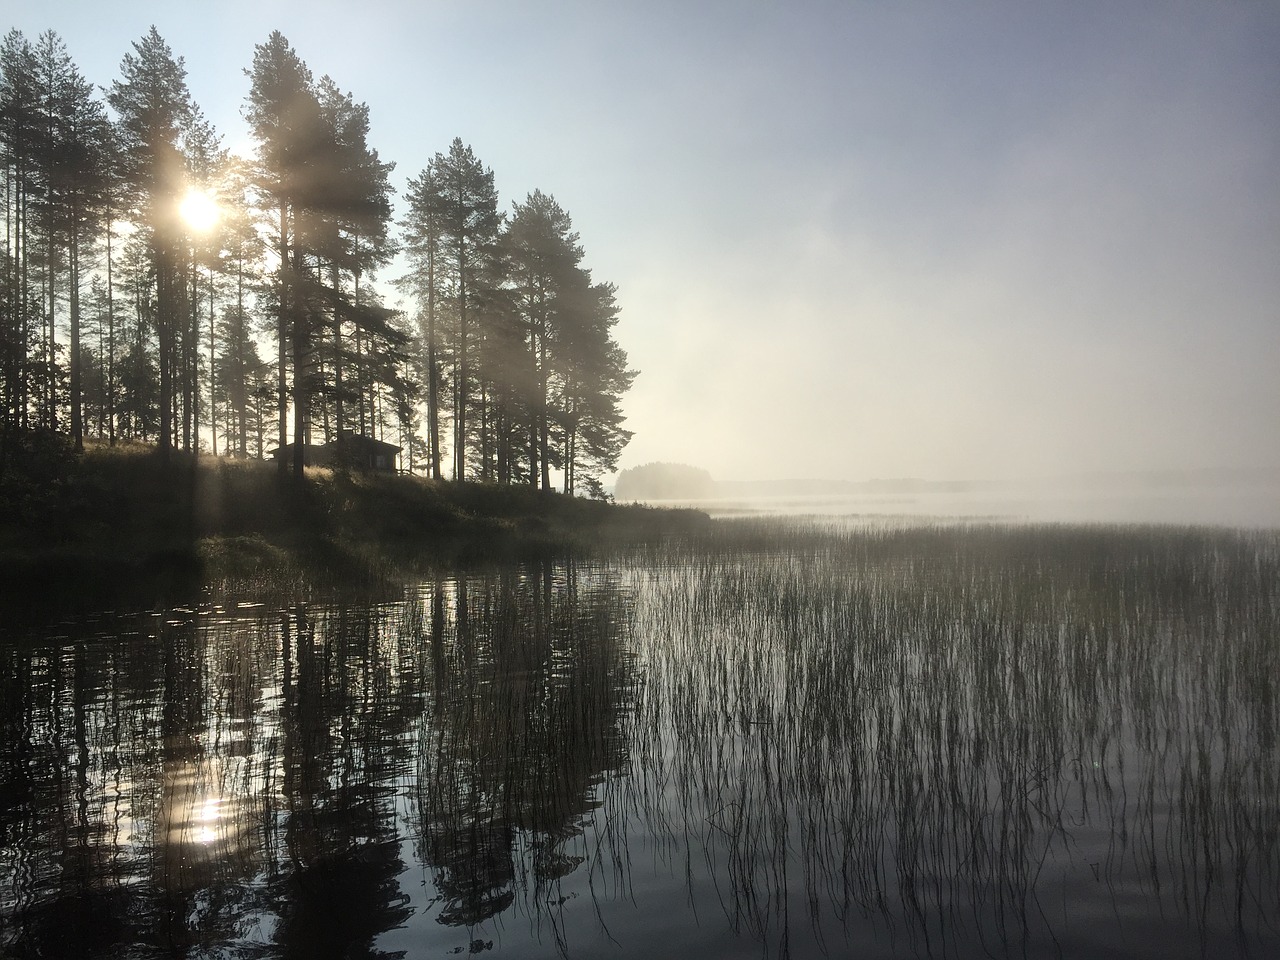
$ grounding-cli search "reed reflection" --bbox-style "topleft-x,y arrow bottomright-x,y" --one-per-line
412,562 -> 635,931
624,523 -> 1280,958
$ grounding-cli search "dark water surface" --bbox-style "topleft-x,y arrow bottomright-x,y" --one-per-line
2,522 -> 1278,958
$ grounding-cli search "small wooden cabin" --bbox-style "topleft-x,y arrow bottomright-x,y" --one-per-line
270,431 -> 401,473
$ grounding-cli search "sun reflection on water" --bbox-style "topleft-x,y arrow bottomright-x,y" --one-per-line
195,797 -> 223,844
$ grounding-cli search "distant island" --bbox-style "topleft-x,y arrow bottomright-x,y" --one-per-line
614,462 -> 718,500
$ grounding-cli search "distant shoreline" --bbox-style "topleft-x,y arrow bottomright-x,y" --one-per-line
619,468 -> 1280,500
617,477 -> 1280,529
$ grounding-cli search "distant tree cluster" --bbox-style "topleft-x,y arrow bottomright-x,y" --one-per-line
614,462 -> 716,500
0,27 -> 633,493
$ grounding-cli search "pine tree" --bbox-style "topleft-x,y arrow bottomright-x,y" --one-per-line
433,138 -> 502,482
107,27 -> 195,462
1,30 -> 637,482
214,156 -> 264,457
504,190 -> 585,490
0,31 -> 40,449
312,76 -> 396,446
400,162 -> 448,479
178,107 -> 224,454
556,281 -> 635,493
113,231 -> 158,440
0,31 -> 113,453
246,33 -> 399,477
244,30 -> 319,476
215,303 -> 268,457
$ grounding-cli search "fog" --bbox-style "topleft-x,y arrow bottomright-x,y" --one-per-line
679,482 -> 1280,530
614,3 -> 1280,486
14,1 -> 1280,492
614,465 -> 1280,528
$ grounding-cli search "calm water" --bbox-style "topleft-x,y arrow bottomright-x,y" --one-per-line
648,477 -> 1280,528
2,521 -> 1278,958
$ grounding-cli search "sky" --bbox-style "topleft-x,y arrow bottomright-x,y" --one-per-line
6,0 -> 1279,483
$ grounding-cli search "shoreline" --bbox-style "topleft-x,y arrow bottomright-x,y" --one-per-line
0,441 -> 710,619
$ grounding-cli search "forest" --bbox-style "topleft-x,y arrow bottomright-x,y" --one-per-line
0,27 -> 634,497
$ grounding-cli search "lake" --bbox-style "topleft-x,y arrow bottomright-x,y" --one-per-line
643,475 -> 1280,528
2,518 -> 1278,958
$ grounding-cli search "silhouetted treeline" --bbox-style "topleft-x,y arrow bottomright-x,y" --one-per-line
0,28 -> 633,493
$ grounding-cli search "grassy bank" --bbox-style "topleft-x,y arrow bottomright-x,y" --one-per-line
0,437 -> 709,615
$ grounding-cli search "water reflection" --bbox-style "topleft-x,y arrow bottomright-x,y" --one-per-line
620,523 -> 1280,958
2,527 -> 1279,958
1,560 -> 634,958
412,569 -> 634,933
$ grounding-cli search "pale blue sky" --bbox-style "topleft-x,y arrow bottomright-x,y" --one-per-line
7,1 -> 1279,481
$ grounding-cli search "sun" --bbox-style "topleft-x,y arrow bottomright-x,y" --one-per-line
179,187 -> 220,234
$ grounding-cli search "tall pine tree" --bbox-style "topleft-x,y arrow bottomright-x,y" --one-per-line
433,138 -> 501,481
107,27 -> 195,462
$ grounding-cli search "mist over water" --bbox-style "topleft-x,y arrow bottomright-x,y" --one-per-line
629,476 -> 1280,529
3,6 -> 1277,955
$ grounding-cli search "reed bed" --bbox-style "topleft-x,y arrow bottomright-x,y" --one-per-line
620,519 -> 1280,957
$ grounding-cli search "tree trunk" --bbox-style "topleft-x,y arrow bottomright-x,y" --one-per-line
236,250 -> 247,457
276,202 -> 288,475
333,262 -> 344,442
207,268 -> 215,456
70,209 -> 82,452
426,248 -> 441,480
291,245 -> 306,480
538,335 -> 550,492
454,225 -> 467,482
106,210 -> 115,446
157,241 -> 174,462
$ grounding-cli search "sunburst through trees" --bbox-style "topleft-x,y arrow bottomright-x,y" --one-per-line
1,27 -> 633,492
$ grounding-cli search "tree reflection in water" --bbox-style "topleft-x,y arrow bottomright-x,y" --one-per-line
3,527 -> 1280,959
412,565 -> 634,937
0,559 -> 635,958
